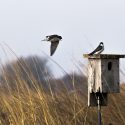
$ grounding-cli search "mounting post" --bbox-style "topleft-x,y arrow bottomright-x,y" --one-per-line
97,94 -> 102,125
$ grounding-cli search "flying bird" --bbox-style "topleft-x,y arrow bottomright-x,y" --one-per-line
89,42 -> 104,55
42,34 -> 62,56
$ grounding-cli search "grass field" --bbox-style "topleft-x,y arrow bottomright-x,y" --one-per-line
0,55 -> 124,125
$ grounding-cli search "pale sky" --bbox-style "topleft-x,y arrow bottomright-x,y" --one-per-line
0,0 -> 125,76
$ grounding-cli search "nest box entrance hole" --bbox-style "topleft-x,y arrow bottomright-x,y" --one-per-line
108,62 -> 112,71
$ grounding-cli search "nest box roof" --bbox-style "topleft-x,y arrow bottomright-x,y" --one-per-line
83,54 -> 125,59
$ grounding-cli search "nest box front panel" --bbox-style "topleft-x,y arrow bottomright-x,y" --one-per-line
101,59 -> 119,93
88,59 -> 101,93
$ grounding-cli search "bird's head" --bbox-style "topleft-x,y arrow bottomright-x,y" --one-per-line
58,35 -> 62,40
100,42 -> 103,46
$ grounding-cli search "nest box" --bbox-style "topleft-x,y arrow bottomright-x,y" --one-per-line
84,54 -> 125,106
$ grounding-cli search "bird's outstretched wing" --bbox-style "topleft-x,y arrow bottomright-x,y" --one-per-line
50,41 -> 59,56
89,45 -> 103,55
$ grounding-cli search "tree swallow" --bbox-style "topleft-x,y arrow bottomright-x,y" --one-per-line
42,34 -> 62,56
89,42 -> 104,55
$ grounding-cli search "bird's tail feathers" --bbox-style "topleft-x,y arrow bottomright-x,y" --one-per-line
41,39 -> 48,41
88,51 -> 95,56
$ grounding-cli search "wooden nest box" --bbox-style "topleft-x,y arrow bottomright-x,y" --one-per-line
83,54 -> 125,106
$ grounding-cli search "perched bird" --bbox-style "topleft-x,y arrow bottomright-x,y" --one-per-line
89,42 -> 104,55
42,34 -> 62,56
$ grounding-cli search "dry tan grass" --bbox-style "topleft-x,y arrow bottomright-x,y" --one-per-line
0,53 -> 124,124
0,57 -> 125,125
